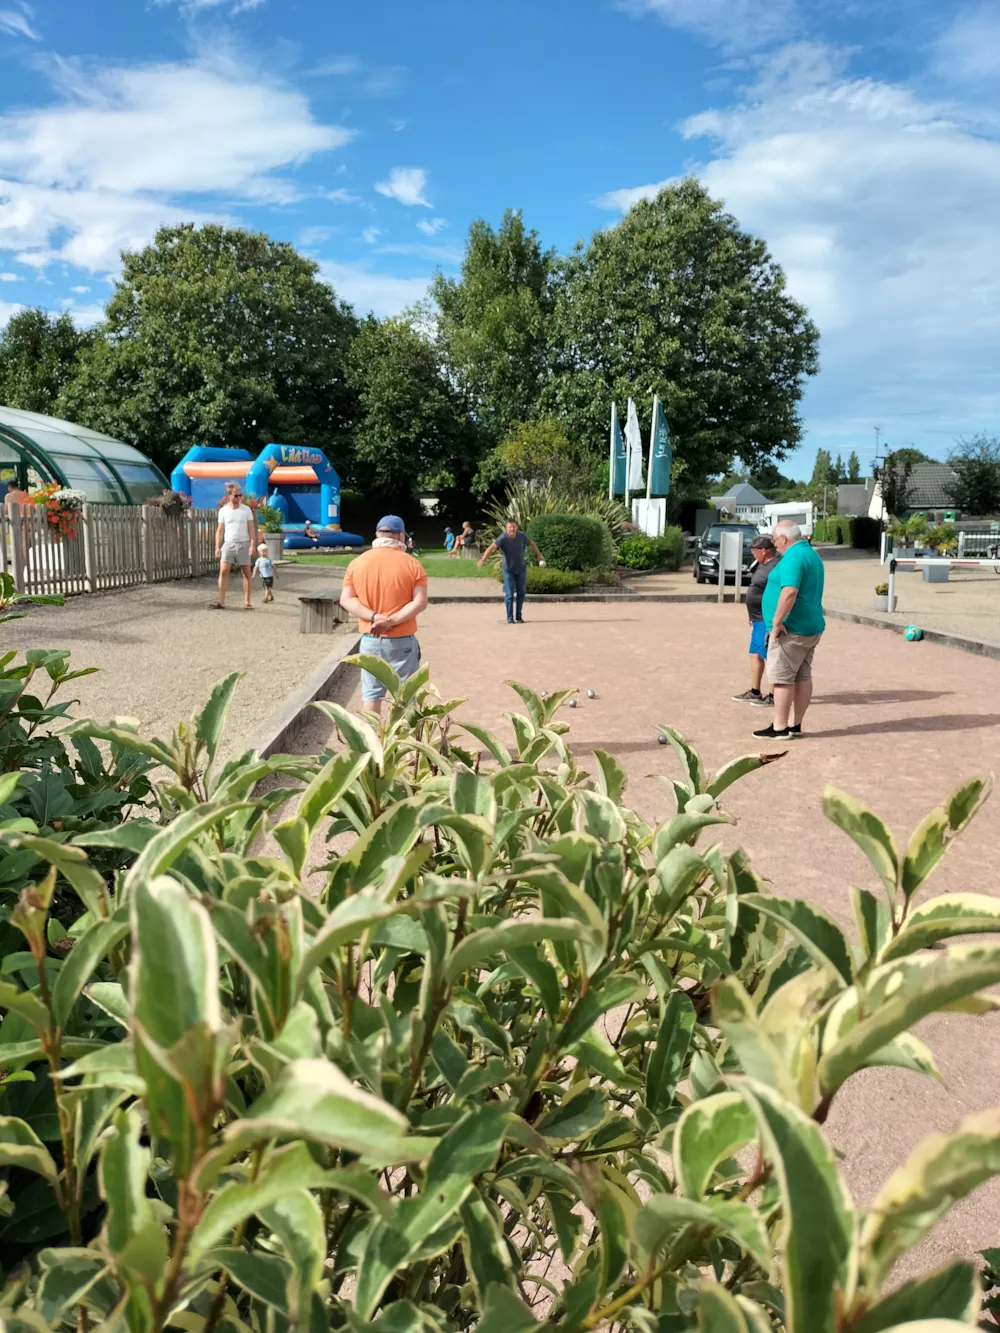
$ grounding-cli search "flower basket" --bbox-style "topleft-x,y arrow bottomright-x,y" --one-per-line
28,485 -> 86,539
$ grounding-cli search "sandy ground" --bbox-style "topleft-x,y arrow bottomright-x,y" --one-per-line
3,563 -> 347,751
307,599 -> 1000,1276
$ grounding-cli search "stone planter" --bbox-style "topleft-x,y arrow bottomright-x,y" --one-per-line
264,532 -> 285,563
891,546 -> 916,561
873,594 -> 897,612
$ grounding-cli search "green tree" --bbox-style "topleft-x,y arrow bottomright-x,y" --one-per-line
888,446 -> 931,469
432,210 -> 556,444
946,433 -> 1000,515
0,309 -> 98,415
877,449 -> 915,519
346,315 -> 478,501
545,179 -> 819,488
810,449 -> 833,486
832,452 -> 845,483
476,416 -> 593,497
58,224 -> 357,474
847,450 -> 861,483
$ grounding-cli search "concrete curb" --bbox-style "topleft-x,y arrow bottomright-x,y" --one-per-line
824,608 -> 1000,660
246,631 -> 361,757
429,591 -> 746,605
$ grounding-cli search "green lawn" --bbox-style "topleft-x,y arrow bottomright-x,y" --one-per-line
283,552 -> 494,579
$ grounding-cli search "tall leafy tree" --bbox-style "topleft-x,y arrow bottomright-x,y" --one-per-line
545,179 -> 819,487
810,449 -> 833,486
346,316 -> 478,502
432,210 -> 556,443
847,450 -> 861,483
58,224 -> 357,473
832,453 -> 845,483
0,309 -> 98,415
946,434 -> 1000,515
877,450 -> 915,519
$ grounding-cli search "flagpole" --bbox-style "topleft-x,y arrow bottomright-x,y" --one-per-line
646,394 -> 657,501
608,403 -> 615,501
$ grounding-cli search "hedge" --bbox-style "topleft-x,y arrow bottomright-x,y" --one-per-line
491,565 -> 581,593
617,527 -> 684,571
814,516 -> 880,548
526,512 -> 615,571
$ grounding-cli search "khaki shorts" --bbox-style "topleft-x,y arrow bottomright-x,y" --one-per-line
767,631 -> 822,685
220,540 -> 251,568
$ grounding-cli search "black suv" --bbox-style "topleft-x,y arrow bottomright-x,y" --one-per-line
693,523 -> 760,584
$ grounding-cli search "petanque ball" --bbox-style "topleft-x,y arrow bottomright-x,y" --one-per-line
541,690 -> 548,697
587,688 -> 596,698
658,734 -> 668,745
568,698 -> 578,708
904,625 -> 924,642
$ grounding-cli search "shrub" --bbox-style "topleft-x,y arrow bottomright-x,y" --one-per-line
617,533 -> 658,569
526,511 -> 615,570
484,479 -> 631,540
814,516 -> 829,541
2,660 -> 1000,1333
490,565 -> 581,593
850,515 -> 881,548
652,524 -> 684,570
257,502 -> 284,533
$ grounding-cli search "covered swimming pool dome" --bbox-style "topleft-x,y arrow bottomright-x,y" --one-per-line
0,406 -> 169,505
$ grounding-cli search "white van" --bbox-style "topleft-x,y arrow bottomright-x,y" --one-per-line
758,501 -> 814,538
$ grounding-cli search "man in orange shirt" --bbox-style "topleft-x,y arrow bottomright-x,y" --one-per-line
340,515 -> 429,715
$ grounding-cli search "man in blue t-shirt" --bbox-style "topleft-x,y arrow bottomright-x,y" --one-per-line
478,519 -> 546,624
754,520 -> 825,741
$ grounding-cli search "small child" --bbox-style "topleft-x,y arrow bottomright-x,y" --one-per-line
444,526 -> 455,552
253,543 -> 275,603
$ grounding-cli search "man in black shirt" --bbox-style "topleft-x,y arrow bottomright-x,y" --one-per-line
733,533 -> 779,705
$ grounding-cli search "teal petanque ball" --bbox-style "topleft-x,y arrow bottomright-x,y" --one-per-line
904,625 -> 923,641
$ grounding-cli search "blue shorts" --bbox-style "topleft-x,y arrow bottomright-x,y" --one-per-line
749,621 -> 768,658
359,634 -> 420,701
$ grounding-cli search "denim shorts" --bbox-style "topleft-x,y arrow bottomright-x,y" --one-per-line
359,634 -> 420,701
749,621 -> 768,657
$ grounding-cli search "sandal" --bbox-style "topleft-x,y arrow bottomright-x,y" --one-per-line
209,602 -> 225,609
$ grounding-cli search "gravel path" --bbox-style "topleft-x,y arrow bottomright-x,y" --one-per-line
3,563 -> 345,752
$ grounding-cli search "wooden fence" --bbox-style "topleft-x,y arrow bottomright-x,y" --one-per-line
0,504 -> 220,598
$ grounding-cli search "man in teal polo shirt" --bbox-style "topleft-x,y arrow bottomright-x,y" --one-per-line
754,520 -> 825,740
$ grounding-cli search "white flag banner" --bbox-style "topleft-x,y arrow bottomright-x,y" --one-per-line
625,398 -> 644,492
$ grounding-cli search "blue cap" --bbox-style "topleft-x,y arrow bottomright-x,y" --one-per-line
376,514 -> 405,534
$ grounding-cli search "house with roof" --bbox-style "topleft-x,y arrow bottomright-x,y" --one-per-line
866,462 -> 960,522
709,481 -> 769,522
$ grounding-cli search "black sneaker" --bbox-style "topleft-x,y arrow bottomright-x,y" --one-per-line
787,723 -> 803,738
507,618 -> 515,624
753,723 -> 790,739
749,693 -> 774,707
732,688 -> 762,703
516,617 -> 525,624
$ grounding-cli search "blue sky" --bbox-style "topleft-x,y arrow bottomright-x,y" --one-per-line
1,0 -> 998,479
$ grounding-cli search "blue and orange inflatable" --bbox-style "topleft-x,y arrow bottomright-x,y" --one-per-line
170,445 -> 364,549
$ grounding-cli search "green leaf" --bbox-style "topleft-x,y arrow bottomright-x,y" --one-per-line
592,749 -> 627,804
0,981 -> 50,1034
707,750 -> 784,799
880,892 -> 1000,961
0,1116 -> 58,1181
574,790 -> 626,842
311,699 -> 384,768
852,886 -> 891,962
818,944 -> 1000,1095
222,1058 -> 426,1166
644,990 -> 695,1119
100,1107 -> 166,1285
674,1092 -> 757,1199
51,917 -> 130,1030
735,1078 -> 854,1333
14,837 -> 110,919
860,1107 -> 1000,1285
259,1190 -> 325,1328
476,1284 -> 541,1333
459,1193 -> 514,1297
658,725 -> 705,791
536,1086 -> 608,1145
344,652 -> 403,700
899,777 -> 992,900
740,894 -> 854,985
634,1194 -> 772,1272
458,721 -> 512,768
712,977 -> 795,1101
195,673 -> 242,775
123,801 -> 254,894
697,1282 -> 753,1332
859,1032 -> 940,1082
355,1105 -> 507,1318
298,893 -> 411,994
569,1026 -> 641,1091
851,1261 -> 980,1332
0,772 -> 23,806
297,750 -> 372,831
654,845 -> 709,922
445,918 -> 584,985
822,787 -> 900,901
558,974 -> 645,1050
212,1246 -> 292,1311
652,811 -> 733,861
131,877 -> 220,1051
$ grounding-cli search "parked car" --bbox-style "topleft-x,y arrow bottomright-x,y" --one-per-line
693,522 -> 760,584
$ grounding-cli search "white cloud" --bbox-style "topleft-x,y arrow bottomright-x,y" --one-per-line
391,118 -> 407,132
298,225 -> 335,247
319,187 -> 359,204
931,4 -> 1000,83
596,41 -> 1000,452
417,216 -> 446,236
155,0 -> 266,13
71,283 -> 90,292
0,300 -> 22,324
309,57 -> 403,98
319,260 -> 429,318
375,166 -> 431,207
0,4 -> 38,40
361,226 -> 382,244
618,0 -> 798,53
0,51 -> 351,272
378,241 -> 462,265
0,271 -> 17,281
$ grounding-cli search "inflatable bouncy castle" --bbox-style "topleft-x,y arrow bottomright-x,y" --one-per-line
170,445 -> 364,550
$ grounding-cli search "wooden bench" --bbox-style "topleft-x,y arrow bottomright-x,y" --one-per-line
298,596 -> 348,634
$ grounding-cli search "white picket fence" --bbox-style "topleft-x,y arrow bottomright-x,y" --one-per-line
0,504 -> 220,598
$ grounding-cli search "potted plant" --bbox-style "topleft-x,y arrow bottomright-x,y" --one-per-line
873,581 -> 896,612
258,503 -> 285,563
